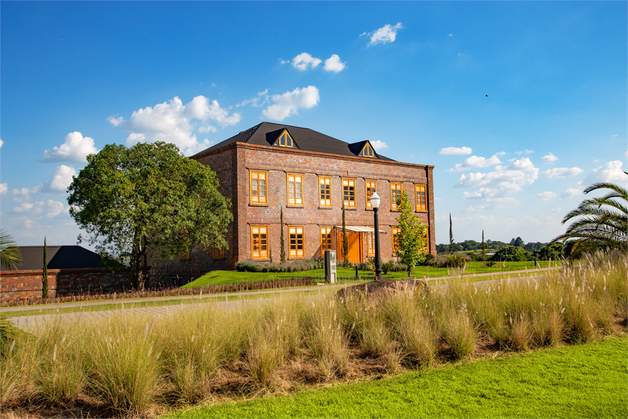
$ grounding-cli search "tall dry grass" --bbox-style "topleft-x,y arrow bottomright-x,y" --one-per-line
1,250 -> 625,417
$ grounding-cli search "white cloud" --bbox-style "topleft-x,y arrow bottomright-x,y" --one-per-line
541,167 -> 584,178
368,23 -> 403,46
457,53 -> 464,57
542,152 -> 558,163
0,139 -> 3,148
236,89 -> 269,108
370,140 -> 387,151
261,86 -> 320,122
107,116 -> 123,127
448,33 -> 453,37
449,154 -> 503,172
291,53 -> 322,71
583,160 -> 627,186
12,186 -> 39,203
0,183 -> 6,195
536,191 -> 556,201
515,149 -> 534,155
551,207 -> 561,213
42,165 -> 77,192
439,146 -> 472,155
457,157 -> 539,194
12,200 -> 66,218
624,151 -> 628,158
42,131 -> 98,163
461,188 -> 498,199
323,54 -> 346,73
112,96 -> 241,156
562,187 -> 582,198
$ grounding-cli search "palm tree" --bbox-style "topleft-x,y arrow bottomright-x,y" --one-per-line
0,230 -> 22,270
552,173 -> 627,256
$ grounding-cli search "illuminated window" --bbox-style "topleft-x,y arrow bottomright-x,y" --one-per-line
366,232 -> 375,257
343,179 -> 356,208
320,227 -> 333,253
360,143 -> 375,157
251,226 -> 268,259
391,183 -> 402,211
392,227 -> 401,256
415,184 -> 427,212
277,130 -> 294,147
319,177 -> 332,207
250,171 -> 268,205
287,174 -> 303,205
365,180 -> 377,209
289,226 -> 304,258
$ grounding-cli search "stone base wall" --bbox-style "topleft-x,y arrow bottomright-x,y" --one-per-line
0,268 -> 133,303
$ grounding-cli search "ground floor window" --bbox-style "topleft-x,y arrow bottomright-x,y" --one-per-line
366,232 -> 375,257
251,226 -> 268,259
321,227 -> 333,253
289,226 -> 304,258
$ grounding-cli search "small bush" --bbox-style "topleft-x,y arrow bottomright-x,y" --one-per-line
236,258 -> 323,273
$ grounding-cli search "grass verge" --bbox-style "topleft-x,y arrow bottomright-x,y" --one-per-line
168,336 -> 628,419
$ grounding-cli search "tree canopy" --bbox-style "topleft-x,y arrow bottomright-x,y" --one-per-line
552,174 -> 627,257
394,191 -> 428,276
491,245 -> 532,262
68,142 -> 232,289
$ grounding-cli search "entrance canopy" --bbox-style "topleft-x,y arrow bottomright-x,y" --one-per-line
335,226 -> 386,233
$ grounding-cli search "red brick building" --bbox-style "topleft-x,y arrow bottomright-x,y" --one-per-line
150,122 -> 435,284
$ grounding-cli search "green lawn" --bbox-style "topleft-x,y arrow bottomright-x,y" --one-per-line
184,260 -> 560,288
168,336 -> 627,419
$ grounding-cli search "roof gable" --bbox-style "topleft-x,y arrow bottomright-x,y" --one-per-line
1,245 -> 106,271
266,128 -> 299,149
194,122 -> 395,161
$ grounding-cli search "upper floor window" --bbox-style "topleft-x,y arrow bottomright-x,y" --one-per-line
391,183 -> 402,211
289,226 -> 304,258
365,180 -> 377,209
287,174 -> 303,206
360,142 -> 375,158
251,226 -> 268,259
319,177 -> 332,207
250,171 -> 268,205
278,130 -> 294,148
343,179 -> 356,208
415,184 -> 427,212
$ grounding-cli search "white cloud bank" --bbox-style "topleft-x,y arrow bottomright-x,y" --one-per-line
457,157 -> 539,194
368,23 -> 403,46
43,165 -> 78,192
0,183 -> 7,195
583,160 -> 627,185
542,152 -> 558,163
541,167 -> 584,178
109,96 -> 241,156
42,131 -> 98,163
439,146 -> 472,155
370,140 -> 388,151
12,199 -> 67,218
261,86 -> 320,122
449,153 -> 504,172
324,54 -> 346,73
536,191 -> 556,201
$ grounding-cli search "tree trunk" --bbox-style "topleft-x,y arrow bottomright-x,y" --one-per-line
407,265 -> 413,278
130,233 -> 148,290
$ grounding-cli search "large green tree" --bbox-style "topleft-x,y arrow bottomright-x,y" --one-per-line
394,191 -> 428,277
68,142 -> 233,290
552,174 -> 627,256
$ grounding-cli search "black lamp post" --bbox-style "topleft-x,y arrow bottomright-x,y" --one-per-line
370,192 -> 382,280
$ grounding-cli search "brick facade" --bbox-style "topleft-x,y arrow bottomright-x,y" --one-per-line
150,130 -> 435,283
0,268 -> 133,303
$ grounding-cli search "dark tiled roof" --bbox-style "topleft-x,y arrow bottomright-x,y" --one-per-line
2,245 -> 105,271
194,122 -> 394,161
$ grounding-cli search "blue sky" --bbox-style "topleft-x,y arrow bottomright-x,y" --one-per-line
1,1 -> 626,248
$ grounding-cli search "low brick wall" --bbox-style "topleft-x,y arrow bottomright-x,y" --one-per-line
0,267 -> 133,303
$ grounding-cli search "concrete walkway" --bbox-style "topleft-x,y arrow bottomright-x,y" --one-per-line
3,266 -> 562,332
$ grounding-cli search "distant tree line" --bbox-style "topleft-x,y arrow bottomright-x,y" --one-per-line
436,236 -> 567,262
436,237 -> 544,254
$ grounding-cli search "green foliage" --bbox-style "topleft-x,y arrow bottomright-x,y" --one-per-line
279,208 -> 286,263
534,242 -> 564,260
67,142 -> 232,289
236,258 -> 323,273
395,191 -> 428,276
0,230 -> 22,270
552,174 -> 628,256
42,237 -> 48,299
491,245 -> 532,262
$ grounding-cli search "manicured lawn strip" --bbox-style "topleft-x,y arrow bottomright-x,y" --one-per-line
185,261 -> 560,287
169,337 -> 627,419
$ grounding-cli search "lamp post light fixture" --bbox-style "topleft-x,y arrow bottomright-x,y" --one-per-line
370,192 -> 382,280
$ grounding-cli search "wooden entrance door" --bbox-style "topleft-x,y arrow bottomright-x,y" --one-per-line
337,230 -> 363,264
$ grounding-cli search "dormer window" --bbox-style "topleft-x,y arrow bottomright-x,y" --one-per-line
360,142 -> 375,157
277,130 -> 294,148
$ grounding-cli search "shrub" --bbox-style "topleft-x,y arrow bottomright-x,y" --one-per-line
236,258 -> 323,273
491,246 -> 532,262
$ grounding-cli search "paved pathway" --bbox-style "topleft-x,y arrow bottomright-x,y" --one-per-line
3,266 -> 562,332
